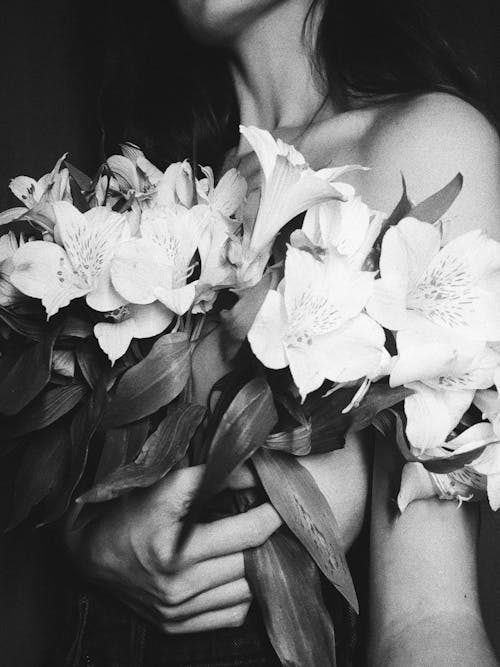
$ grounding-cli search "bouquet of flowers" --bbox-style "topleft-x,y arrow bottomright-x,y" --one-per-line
2,125 -> 500,666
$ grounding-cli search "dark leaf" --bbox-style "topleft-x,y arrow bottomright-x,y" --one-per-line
371,175 -> 412,253
349,384 -> 412,432
423,447 -> 487,474
409,173 -> 463,223
0,327 -> 60,415
0,305 -> 44,341
39,380 -> 108,524
245,528 -> 337,667
220,272 -> 273,359
69,175 -> 91,213
102,332 -> 191,428
252,448 -> 358,612
76,337 -> 106,389
178,377 -> 278,547
7,424 -> 70,530
3,383 -> 87,438
94,419 -> 150,484
60,316 -> 93,340
308,388 -> 356,454
77,403 -> 205,504
65,161 -> 93,192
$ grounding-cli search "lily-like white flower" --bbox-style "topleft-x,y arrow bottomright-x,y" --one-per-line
10,202 -> 129,317
397,422 -> 500,511
0,231 -> 26,306
393,320 -> 500,452
94,302 -> 173,365
367,217 -> 500,340
9,154 -> 72,208
247,245 -> 389,400
110,204 -> 199,315
236,126 -> 351,285
301,195 -> 385,269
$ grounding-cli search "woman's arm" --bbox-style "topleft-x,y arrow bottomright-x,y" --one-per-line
369,439 -> 498,666
365,93 -> 500,665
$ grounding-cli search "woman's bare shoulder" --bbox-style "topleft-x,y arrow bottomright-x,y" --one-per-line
348,92 -> 500,236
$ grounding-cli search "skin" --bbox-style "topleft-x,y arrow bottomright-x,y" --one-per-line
68,1 -> 500,663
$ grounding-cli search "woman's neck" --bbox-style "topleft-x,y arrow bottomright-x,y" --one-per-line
228,0 -> 336,136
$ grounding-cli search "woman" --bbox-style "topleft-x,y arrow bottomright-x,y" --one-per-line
63,1 -> 500,664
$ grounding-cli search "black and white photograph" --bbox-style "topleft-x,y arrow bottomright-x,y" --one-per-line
2,1 -> 500,665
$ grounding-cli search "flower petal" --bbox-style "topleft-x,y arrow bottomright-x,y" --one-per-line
211,168 -> 247,217
129,302 -> 173,338
287,345 -> 325,400
397,462 -> 436,511
248,289 -> 288,369
154,282 -> 196,315
10,241 -> 88,317
111,238 -> 172,304
94,318 -> 137,365
404,382 -> 474,452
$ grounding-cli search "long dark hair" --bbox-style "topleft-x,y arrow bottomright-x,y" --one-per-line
102,0 -> 483,172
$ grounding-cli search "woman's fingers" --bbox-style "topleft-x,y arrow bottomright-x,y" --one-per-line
162,602 -> 251,634
173,503 -> 282,568
158,578 -> 252,622
155,552 -> 245,603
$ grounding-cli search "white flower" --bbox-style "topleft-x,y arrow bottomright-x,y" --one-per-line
301,196 -> 385,269
94,302 -> 173,365
389,317 -> 500,453
236,126 -> 350,285
110,205 -> 199,315
0,232 -> 26,306
397,422 -> 500,511
247,246 -> 388,400
474,366 -> 500,438
9,154 -> 72,207
367,217 -> 500,340
10,202 -> 129,317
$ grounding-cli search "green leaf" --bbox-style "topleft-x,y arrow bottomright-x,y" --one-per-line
423,448 -> 487,474
7,424 -> 70,530
307,388 -> 355,454
178,377 -> 278,547
245,528 -> 337,667
409,173 -> 463,223
252,448 -> 358,612
3,383 -> 87,438
0,328 -> 60,415
77,403 -> 205,504
220,272 -> 272,358
102,332 -> 191,428
39,380 -> 108,524
370,175 -> 412,257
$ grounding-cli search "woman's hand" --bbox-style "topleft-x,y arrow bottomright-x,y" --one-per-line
66,465 -> 281,634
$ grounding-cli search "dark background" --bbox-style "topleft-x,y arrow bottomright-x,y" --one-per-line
1,1 -> 500,665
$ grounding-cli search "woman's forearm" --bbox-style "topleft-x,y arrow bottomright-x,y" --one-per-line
369,438 -> 498,666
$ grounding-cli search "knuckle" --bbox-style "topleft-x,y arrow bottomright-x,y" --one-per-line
161,575 -> 192,606
148,530 -> 176,571
245,516 -> 265,547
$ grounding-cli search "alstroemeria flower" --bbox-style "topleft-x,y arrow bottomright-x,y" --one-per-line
110,204 -> 199,314
301,195 -> 385,269
248,246 -> 388,400
0,231 -> 26,306
9,154 -> 72,208
94,302 -> 173,365
474,366 -> 500,438
236,126 -> 350,285
10,202 -> 129,317
397,422 -> 500,511
367,217 -> 500,340
393,320 -> 500,452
